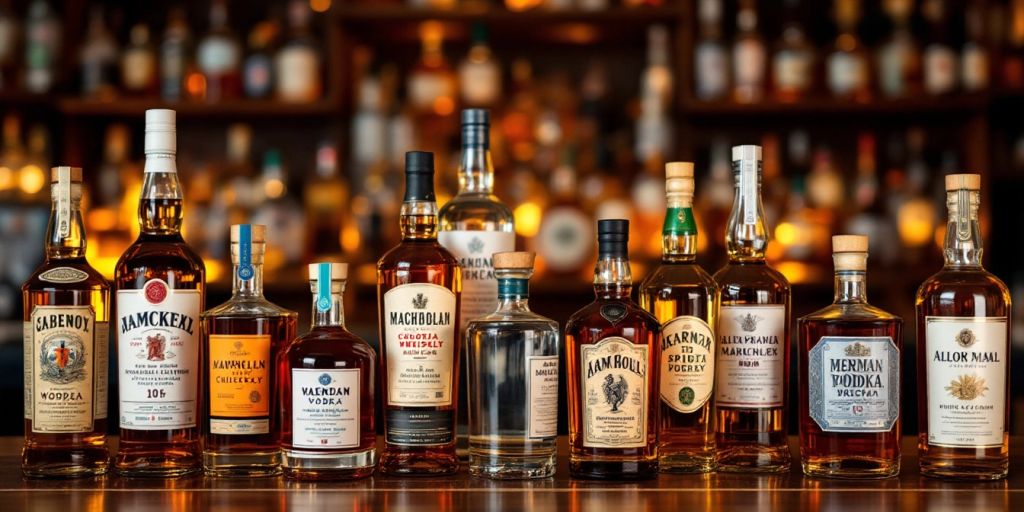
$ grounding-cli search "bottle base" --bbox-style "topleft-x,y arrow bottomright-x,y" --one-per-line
658,452 -> 715,474
920,461 -> 1008,481
282,448 -> 376,480
203,450 -> 282,478
23,446 -> 110,479
115,455 -> 202,478
570,459 -> 658,480
22,461 -> 109,479
715,445 -> 791,474
380,449 -> 459,476
469,452 -> 556,479
802,457 -> 899,479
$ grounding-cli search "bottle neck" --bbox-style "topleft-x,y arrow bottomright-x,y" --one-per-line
139,151 -> 184,236
834,270 -> 867,304
496,277 -> 531,313
943,189 -> 983,268
726,160 -> 769,262
594,256 -> 632,300
663,203 -> 697,263
400,200 -> 439,240
45,184 -> 87,260
458,144 -> 495,194
311,290 -> 346,328
232,262 -> 264,298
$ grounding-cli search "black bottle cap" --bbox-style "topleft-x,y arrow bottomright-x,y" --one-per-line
403,151 -> 435,202
461,109 -> 490,148
461,108 -> 490,126
597,218 -> 629,258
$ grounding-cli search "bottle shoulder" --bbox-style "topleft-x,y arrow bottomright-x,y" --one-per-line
713,261 -> 791,296
640,262 -> 718,293
467,310 -> 560,332
799,302 -> 902,324
23,258 -> 110,293
115,235 -> 206,278
566,298 -> 660,332
202,296 -> 298,320
438,194 -> 515,228
286,328 -> 376,360
378,240 -> 460,269
916,267 -> 1011,299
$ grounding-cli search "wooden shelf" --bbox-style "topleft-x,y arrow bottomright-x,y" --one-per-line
679,94 -> 991,118
55,97 -> 342,119
335,4 -> 683,23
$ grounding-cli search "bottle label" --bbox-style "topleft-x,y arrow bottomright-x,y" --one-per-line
291,368 -> 360,449
773,51 -> 812,91
116,280 -> 200,430
808,336 -> 900,432
56,167 -> 71,238
925,317 -> 1007,448
733,39 -> 766,88
208,334 -> 271,435
716,305 -> 786,408
39,267 -> 89,284
385,409 -> 454,446
276,47 -> 319,100
580,336 -> 649,448
738,160 -> 757,224
827,52 -> 867,95
438,230 -> 515,329
383,283 -> 458,406
528,355 -> 559,439
24,306 -> 108,433
924,45 -> 957,94
659,316 -> 715,414
695,43 -> 728,99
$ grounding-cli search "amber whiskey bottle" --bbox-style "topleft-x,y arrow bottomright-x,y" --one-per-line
798,235 -> 902,479
639,162 -> 719,474
201,224 -> 298,477
279,263 -> 376,480
566,219 -> 659,480
377,151 -> 462,476
114,109 -> 205,477
713,145 -> 791,473
916,174 -> 1011,480
22,167 -> 110,478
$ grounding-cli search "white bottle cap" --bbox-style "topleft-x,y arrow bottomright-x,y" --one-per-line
145,109 -> 176,155
731,144 -> 762,162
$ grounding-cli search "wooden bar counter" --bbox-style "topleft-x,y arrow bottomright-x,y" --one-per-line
5,437 -> 1022,511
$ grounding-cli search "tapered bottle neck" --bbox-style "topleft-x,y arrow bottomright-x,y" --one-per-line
663,202 -> 697,263
594,256 -> 632,300
232,262 -> 264,298
834,270 -> 867,304
726,156 -> 769,262
400,200 -> 439,240
495,271 -> 532,313
311,288 -> 346,328
45,180 -> 87,260
943,189 -> 983,268
458,124 -> 494,194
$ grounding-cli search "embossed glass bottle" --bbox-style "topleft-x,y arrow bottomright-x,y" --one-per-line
566,219 -> 659,480
438,109 -> 515,458
640,162 -> 718,474
916,174 -> 1011,480
279,263 -> 376,480
467,251 -> 559,479
201,224 -> 298,477
713,145 -> 792,473
798,235 -> 902,479
22,167 -> 110,478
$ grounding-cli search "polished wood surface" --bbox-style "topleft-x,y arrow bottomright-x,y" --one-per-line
5,437 -> 1021,511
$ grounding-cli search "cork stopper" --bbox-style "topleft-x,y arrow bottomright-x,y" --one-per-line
832,235 -> 868,271
944,173 -> 981,191
493,251 -> 535,270
50,166 -> 82,182
231,224 -> 266,243
308,262 -> 349,280
665,161 -> 695,206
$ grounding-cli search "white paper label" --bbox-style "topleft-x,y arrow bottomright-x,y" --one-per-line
581,336 -> 649,448
808,336 -> 900,432
291,368 -> 360,449
527,355 -> 559,439
827,52 -> 867,95
383,283 -> 457,406
925,317 -> 1008,448
659,316 -> 715,414
716,305 -> 786,408
116,279 -> 200,430
438,230 -> 515,329
276,47 -> 320,101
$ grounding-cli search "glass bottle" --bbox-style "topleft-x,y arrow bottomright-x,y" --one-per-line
304,140 -> 350,260
438,109 -> 515,457
640,162 -> 718,474
79,7 -> 118,99
279,263 -> 376,480
0,0 -> 18,89
458,23 -> 501,107
160,7 -> 191,101
876,0 -> 920,98
22,167 -> 110,478
275,0 -> 322,103
922,0 -> 958,96
114,109 -> 205,477
243,21 -> 275,100
961,1 -> 989,92
467,251 -> 559,479
713,145 -> 792,473
694,0 -> 729,101
121,24 -> 157,97
771,0 -> 814,103
731,0 -> 766,104
798,235 -> 903,479
566,219 -> 660,480
916,174 -> 1011,480
196,0 -> 242,102
201,224 -> 297,477
23,0 -> 60,94
377,151 -> 462,476
827,0 -> 871,102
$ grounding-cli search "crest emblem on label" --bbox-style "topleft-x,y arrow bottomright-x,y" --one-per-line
39,267 -> 89,284
955,328 -> 977,348
144,279 -> 169,304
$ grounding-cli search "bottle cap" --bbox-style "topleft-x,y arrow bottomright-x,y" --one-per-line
461,109 -> 490,148
231,223 -> 266,243
597,218 -> 629,258
731,144 -> 762,162
144,109 -> 176,155
665,161 -> 695,206
493,251 -> 535,270
307,262 -> 348,280
833,235 -> 868,253
50,166 -> 82,183
403,151 -> 436,202
461,108 -> 490,126
944,173 -> 981,191
832,234 -> 868,271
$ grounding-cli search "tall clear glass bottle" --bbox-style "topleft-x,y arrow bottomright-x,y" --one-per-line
467,251 -> 559,479
640,162 -> 718,473
279,263 -> 376,480
713,145 -> 792,473
798,235 -> 902,479
916,174 -> 1011,480
201,224 -> 298,477
438,109 -> 515,458
22,167 -> 110,478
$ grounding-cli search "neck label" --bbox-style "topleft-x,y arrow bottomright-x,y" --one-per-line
739,160 -> 757,225
955,189 -> 971,241
57,167 -> 71,238
238,224 -> 254,281
664,207 -> 697,236
316,263 -> 332,312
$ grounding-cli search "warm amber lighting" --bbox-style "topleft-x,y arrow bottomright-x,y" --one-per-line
934,224 -> 946,249
553,23 -> 600,45
0,166 -> 13,191
265,179 -> 285,199
341,223 -> 361,254
897,199 -> 936,247
93,256 -> 120,280
356,263 -> 377,286
18,164 -> 45,195
309,0 -> 331,12
433,95 -> 455,116
774,221 -> 800,246
505,0 -> 543,11
776,261 -> 813,284
88,208 -> 119,231
206,260 -> 225,283
513,202 -> 542,237
837,33 -> 857,52
185,72 -> 207,99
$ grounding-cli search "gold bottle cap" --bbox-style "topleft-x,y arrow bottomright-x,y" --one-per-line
50,166 -> 82,183
944,173 -> 981,191
308,262 -> 348,280
665,161 -> 694,179
665,161 -> 695,207
230,224 -> 266,243
832,235 -> 868,271
493,251 -> 535,270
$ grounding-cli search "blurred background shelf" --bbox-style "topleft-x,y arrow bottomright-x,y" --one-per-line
55,97 -> 343,118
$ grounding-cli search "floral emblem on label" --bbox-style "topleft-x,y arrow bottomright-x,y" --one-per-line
955,328 -> 977,348
602,374 -> 629,412
946,374 -> 989,401
737,313 -> 762,332
412,293 -> 428,309
468,236 -> 484,254
844,342 -> 872,357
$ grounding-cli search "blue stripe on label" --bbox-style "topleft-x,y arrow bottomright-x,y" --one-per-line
237,224 -> 254,281
316,263 -> 332,312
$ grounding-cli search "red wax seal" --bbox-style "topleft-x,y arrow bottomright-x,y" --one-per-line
144,280 -> 168,304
